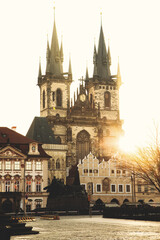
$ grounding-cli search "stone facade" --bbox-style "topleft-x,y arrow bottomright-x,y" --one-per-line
36,15 -> 123,177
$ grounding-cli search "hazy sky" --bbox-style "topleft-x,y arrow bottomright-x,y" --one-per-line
1,0 -> 160,151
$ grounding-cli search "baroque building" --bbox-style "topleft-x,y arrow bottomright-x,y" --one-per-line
0,127 -> 50,212
27,10 -> 123,184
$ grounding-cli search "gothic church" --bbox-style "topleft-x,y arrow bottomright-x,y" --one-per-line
27,10 -> 123,184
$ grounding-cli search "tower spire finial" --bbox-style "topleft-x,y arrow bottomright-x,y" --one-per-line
100,11 -> 102,26
53,2 -> 55,20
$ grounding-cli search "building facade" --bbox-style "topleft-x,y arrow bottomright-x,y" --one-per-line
27,10 -> 123,185
78,153 -> 160,205
0,127 -> 50,212
78,153 -> 132,205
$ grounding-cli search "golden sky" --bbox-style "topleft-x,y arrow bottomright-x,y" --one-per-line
0,0 -> 160,151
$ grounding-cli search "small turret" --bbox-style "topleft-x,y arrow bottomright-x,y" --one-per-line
108,39 -> 111,66
117,57 -> 122,88
38,57 -> 42,85
60,36 -> 64,63
68,54 -> 72,80
85,65 -> 89,81
46,36 -> 50,74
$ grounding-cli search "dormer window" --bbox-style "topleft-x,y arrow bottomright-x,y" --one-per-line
29,143 -> 40,155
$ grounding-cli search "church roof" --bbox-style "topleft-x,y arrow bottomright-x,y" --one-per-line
26,117 -> 59,144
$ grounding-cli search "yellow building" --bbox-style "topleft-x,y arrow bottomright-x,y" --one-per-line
78,153 -> 160,205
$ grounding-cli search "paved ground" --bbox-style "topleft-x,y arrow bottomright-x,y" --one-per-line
11,215 -> 160,240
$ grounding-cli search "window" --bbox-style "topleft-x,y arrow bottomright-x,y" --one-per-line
138,185 -> 141,193
144,185 -> 148,193
52,159 -> 55,169
118,184 -> 123,193
96,184 -> 101,192
14,181 -> 19,192
48,160 -> 51,169
93,169 -> 98,174
111,170 -> 114,174
5,181 -> 11,192
36,162 -> 42,171
14,161 -> 20,170
122,170 -> 126,175
26,181 -> 31,192
56,88 -> 62,107
5,161 -> 11,170
56,159 -> 60,169
26,204 -> 31,212
89,169 -> 92,173
76,130 -> 90,163
0,162 -> 2,170
32,145 -> 36,152
90,94 -> 93,104
104,91 -> 111,108
111,184 -> 116,193
52,92 -> 55,101
126,185 -> 131,193
36,200 -> 42,209
43,90 -> 45,108
36,181 -> 41,192
117,170 -> 121,174
26,162 -> 32,170
84,169 -> 88,173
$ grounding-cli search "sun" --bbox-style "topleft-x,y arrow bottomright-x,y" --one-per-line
119,135 -> 137,153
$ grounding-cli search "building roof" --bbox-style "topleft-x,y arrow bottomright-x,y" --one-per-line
0,127 -> 50,158
0,127 -> 33,144
26,117 -> 59,144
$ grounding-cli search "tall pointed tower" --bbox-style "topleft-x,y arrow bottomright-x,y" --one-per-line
38,8 -> 72,144
85,20 -> 123,158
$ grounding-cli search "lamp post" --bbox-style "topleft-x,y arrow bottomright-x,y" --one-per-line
131,171 -> 136,203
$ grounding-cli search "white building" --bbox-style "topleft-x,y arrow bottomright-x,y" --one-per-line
0,127 -> 50,212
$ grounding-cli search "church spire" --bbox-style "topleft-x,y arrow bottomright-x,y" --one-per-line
93,14 -> 111,80
49,6 -> 63,76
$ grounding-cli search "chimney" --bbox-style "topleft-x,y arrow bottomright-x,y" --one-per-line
11,126 -> 17,131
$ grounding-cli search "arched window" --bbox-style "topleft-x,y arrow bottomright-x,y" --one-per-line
104,91 -> 111,108
52,159 -> 55,170
76,130 -> 90,163
56,136 -> 61,144
90,94 -> 93,104
43,90 -> 45,108
56,88 -> 62,107
56,159 -> 60,169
